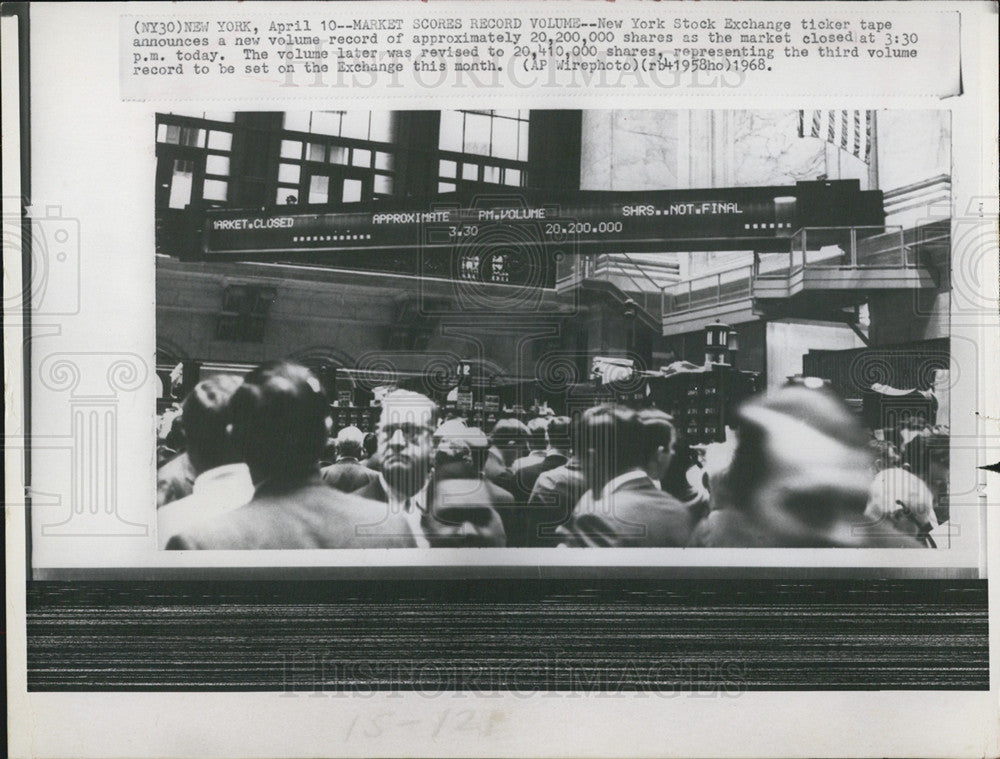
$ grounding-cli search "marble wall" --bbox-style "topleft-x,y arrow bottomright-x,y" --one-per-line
580,110 -> 682,191
581,110 -> 837,193
876,110 -> 950,193
580,108 -> 949,202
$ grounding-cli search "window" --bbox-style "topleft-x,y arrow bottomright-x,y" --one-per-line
309,175 -> 329,204
167,159 -> 193,209
438,110 -> 529,160
282,112 -> 397,143
158,124 -> 205,148
205,155 -> 230,175
328,145 -> 349,165
307,142 -> 326,162
207,131 -> 233,151
352,149 -> 371,168
342,179 -> 362,203
278,163 -> 301,184
203,180 -> 228,202
156,113 -> 234,210
438,110 -> 530,188
277,112 -> 397,205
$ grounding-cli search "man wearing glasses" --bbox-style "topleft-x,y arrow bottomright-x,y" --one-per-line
166,362 -> 416,550
353,389 -> 439,547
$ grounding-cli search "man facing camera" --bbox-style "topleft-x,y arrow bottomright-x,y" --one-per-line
556,405 -> 697,548
352,389 -> 440,548
423,438 -> 508,548
166,362 -> 415,550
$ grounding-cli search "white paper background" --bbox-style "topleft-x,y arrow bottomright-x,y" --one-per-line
6,1 -> 1000,757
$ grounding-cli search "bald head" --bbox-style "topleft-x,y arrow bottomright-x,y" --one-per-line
335,425 -> 365,460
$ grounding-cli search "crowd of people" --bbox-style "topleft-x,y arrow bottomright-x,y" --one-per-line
156,360 -> 950,550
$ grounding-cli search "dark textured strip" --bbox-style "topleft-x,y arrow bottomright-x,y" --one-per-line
26,580 -> 989,691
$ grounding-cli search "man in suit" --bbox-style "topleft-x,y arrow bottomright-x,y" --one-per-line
157,374 -> 255,548
166,362 -> 415,550
321,425 -> 379,493
688,386 -> 923,548
351,389 -> 440,548
482,417 -> 527,495
509,416 -> 571,504
423,438 -> 508,547
556,405 -> 697,548
509,417 -> 549,480
504,416 -> 572,546
636,408 -> 676,485
524,454 -> 588,547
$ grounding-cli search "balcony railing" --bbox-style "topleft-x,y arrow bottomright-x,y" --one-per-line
754,226 -> 913,279
557,224 -> 938,324
662,265 -> 754,315
555,252 -> 669,327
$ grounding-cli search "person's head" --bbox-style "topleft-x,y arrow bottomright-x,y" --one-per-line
869,438 -> 901,474
334,425 -> 365,460
864,467 -> 938,537
545,416 -> 572,454
490,418 -> 530,466
724,386 -> 874,543
637,408 -> 675,483
526,417 -> 548,452
575,404 -> 643,492
164,415 -> 186,453
378,389 -> 438,496
432,437 -> 478,480
362,432 -> 378,459
425,474 -> 507,548
229,361 -> 329,484
434,419 -> 491,474
181,374 -> 244,475
901,431 -> 949,490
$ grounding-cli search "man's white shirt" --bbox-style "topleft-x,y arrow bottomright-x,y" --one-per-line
157,463 -> 255,548
377,472 -> 430,548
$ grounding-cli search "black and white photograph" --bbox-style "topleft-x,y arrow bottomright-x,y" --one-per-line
6,2 -> 998,757
153,107 -> 958,554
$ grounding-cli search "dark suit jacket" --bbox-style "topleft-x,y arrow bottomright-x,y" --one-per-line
497,452 -> 570,546
354,474 -> 510,547
321,457 -> 379,493
482,446 -> 516,496
520,461 -> 588,547
165,474 -> 416,550
509,451 -> 568,505
557,474 -> 698,548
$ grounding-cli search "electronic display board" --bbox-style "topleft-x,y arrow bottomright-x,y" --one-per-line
193,181 -> 884,287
